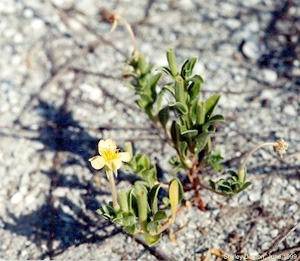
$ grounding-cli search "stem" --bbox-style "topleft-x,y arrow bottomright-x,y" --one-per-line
151,199 -> 197,236
119,17 -> 138,53
107,169 -> 120,210
238,142 -> 278,182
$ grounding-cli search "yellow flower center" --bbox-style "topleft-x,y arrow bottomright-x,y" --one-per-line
100,148 -> 118,161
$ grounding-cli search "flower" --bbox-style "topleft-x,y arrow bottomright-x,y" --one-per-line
273,139 -> 288,158
89,139 -> 131,172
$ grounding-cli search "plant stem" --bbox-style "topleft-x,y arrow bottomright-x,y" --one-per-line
107,169 -> 120,210
238,142 -> 278,182
119,17 -> 138,53
150,199 -> 197,236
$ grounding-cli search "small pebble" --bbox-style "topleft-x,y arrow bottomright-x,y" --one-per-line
283,105 -> 297,116
242,41 -> 262,59
10,192 -> 23,204
262,69 -> 278,83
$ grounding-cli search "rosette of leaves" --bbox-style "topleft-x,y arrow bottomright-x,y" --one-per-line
97,152 -> 184,246
209,169 -> 252,196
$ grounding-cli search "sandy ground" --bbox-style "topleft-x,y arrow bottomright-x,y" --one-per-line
0,0 -> 300,260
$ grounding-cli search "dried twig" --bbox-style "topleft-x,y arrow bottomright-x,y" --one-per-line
259,221 -> 300,260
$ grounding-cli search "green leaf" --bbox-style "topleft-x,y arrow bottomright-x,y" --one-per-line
123,212 -> 136,226
143,233 -> 162,246
169,178 -> 184,220
170,121 -> 182,146
158,107 -> 169,128
169,156 -> 181,166
123,224 -> 136,234
125,82 -> 136,90
181,129 -> 198,137
181,57 -> 198,78
178,141 -> 188,161
209,180 -> 216,191
149,73 -> 162,89
196,101 -> 206,125
139,166 -> 157,188
157,66 -> 173,77
169,101 -> 188,114
162,84 -> 175,96
195,133 -> 209,154
137,154 -> 150,169
218,183 -> 233,192
123,72 -> 138,79
172,165 -> 182,174
117,190 -> 129,213
154,211 -> 167,221
140,93 -> 154,104
127,188 -> 138,216
180,59 -> 189,77
175,76 -> 187,104
190,74 -> 204,86
133,184 -> 149,231
162,197 -> 170,206
242,181 -> 252,190
138,54 -> 146,75
203,114 -> 225,130
149,184 -> 161,214
146,221 -> 160,234
167,48 -> 178,77
205,94 -> 221,119
136,98 -> 148,111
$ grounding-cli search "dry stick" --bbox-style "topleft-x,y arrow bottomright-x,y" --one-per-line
259,221 -> 300,260
259,247 -> 300,261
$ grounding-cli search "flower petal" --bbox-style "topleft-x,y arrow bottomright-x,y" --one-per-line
117,152 -> 131,162
98,139 -> 117,154
89,156 -> 105,170
105,160 -> 113,170
111,159 -> 122,171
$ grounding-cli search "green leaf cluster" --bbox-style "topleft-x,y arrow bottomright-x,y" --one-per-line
126,49 -> 225,174
209,169 -> 252,196
124,153 -> 157,188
